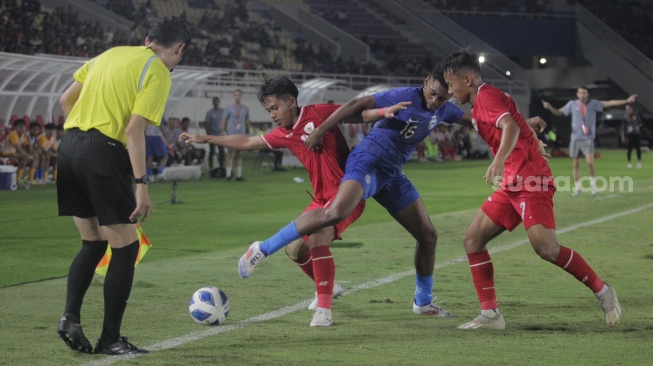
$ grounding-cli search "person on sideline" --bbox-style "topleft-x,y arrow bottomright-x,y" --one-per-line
442,49 -> 621,330
204,96 -> 225,174
179,76 -> 408,326
221,89 -> 251,181
542,87 -> 636,195
56,16 -> 190,355
620,105 -> 644,169
1,119 -> 34,184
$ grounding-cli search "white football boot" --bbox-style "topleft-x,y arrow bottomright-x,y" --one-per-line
310,307 -> 333,327
458,312 -> 506,330
238,242 -> 266,278
412,301 -> 453,317
597,283 -> 621,327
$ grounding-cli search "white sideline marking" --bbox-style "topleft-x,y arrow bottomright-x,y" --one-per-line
84,202 -> 653,366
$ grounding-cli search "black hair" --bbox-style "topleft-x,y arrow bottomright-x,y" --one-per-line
29,121 -> 40,129
257,76 -> 299,105
431,63 -> 447,87
56,124 -> 64,131
440,48 -> 481,76
578,85 -> 589,91
44,123 -> 55,130
147,16 -> 192,48
13,119 -> 25,127
181,117 -> 190,123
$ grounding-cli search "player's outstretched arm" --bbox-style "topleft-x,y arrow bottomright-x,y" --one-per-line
361,101 -> 412,123
541,100 -> 564,117
454,112 -> 474,128
525,116 -> 547,133
178,132 -> 267,151
306,95 -> 376,151
602,94 -> 637,108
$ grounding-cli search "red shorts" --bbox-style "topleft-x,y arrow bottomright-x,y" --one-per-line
302,198 -> 365,241
481,189 -> 556,231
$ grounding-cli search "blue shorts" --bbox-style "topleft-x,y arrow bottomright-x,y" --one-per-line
146,136 -> 168,158
342,147 -> 420,216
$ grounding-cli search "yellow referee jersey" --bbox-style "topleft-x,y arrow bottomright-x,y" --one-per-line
64,46 -> 171,145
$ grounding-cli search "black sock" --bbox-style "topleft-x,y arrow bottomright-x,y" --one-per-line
101,240 -> 139,343
64,240 -> 109,323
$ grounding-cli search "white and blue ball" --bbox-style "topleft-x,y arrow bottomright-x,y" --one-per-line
189,286 -> 230,325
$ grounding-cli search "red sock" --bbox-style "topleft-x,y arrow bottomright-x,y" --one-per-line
467,250 -> 497,310
555,246 -> 604,293
311,245 -> 335,309
291,251 -> 314,281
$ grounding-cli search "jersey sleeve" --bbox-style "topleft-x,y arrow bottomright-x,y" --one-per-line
373,88 -> 408,108
440,101 -> 465,123
561,100 -> 573,116
260,128 -> 286,149
311,104 -> 341,124
591,99 -> 604,113
132,61 -> 171,126
478,90 -> 511,128
72,59 -> 93,84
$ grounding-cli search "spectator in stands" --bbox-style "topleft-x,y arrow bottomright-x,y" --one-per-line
1,119 -> 33,184
204,97 -> 225,175
28,121 -> 42,183
36,123 -> 58,184
175,117 -> 205,167
542,87 -> 637,196
620,104 -> 644,169
145,118 -> 169,178
221,89 -> 251,181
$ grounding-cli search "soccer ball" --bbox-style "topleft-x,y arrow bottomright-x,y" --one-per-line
188,286 -> 230,325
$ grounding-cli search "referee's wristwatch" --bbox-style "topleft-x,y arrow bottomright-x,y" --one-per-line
135,175 -> 151,185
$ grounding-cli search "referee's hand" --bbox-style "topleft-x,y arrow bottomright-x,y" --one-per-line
131,185 -> 153,222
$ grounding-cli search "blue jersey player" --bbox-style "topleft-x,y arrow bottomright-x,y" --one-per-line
239,66 -> 472,320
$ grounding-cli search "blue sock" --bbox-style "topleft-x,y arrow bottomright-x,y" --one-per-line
414,274 -> 433,306
158,166 -> 165,175
259,221 -> 301,256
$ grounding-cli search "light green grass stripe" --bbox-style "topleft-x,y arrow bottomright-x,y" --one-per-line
83,201 -> 653,366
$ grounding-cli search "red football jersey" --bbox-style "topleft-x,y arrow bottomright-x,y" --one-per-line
472,84 -> 554,191
261,104 -> 350,200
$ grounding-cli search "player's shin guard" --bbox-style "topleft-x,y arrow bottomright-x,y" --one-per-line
554,246 -> 604,293
467,250 -> 497,310
414,275 -> 433,306
259,221 -> 301,256
311,245 -> 335,309
291,252 -> 314,280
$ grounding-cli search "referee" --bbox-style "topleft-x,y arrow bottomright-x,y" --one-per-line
56,16 -> 191,355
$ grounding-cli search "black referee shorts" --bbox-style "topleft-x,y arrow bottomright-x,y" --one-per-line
57,128 -> 136,226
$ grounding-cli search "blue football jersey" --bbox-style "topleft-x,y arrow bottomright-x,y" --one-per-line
358,86 -> 463,165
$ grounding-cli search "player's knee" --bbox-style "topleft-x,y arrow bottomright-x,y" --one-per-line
532,244 -> 557,262
463,233 -> 480,252
323,206 -> 349,226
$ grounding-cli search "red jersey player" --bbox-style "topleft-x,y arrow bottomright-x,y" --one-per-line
179,76 -> 406,326
441,50 -> 621,329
